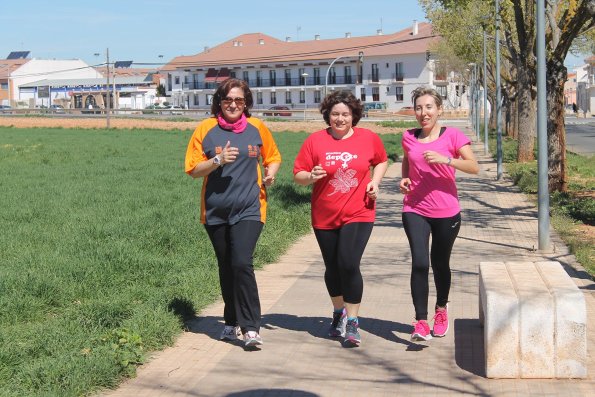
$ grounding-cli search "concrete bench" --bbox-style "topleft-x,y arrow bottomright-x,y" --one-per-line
479,261 -> 587,378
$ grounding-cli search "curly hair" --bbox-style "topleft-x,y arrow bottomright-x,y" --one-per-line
411,86 -> 443,108
210,78 -> 254,117
319,90 -> 363,126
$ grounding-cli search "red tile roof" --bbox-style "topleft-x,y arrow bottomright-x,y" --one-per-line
0,58 -> 31,80
162,23 -> 437,71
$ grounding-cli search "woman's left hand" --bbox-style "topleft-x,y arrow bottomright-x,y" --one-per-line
366,181 -> 379,200
262,168 -> 276,186
423,150 -> 449,165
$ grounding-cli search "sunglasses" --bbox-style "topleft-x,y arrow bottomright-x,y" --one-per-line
221,97 -> 246,106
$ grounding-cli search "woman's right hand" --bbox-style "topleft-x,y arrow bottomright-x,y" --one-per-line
399,178 -> 412,194
309,164 -> 327,183
219,140 -> 239,165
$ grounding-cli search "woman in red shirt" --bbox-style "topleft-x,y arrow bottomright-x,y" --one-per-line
294,91 -> 388,347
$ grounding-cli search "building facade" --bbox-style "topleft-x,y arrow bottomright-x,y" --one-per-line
162,22 -> 455,112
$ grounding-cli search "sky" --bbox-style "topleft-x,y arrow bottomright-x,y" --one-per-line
0,0 -> 587,69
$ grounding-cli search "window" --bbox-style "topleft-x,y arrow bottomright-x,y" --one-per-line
285,91 -> 291,104
174,76 -> 180,85
300,90 -> 305,104
270,91 -> 276,104
194,94 -> 200,106
256,91 -> 263,104
313,68 -> 320,84
436,86 -> 447,99
314,90 -> 321,103
344,66 -> 352,84
0,82 -> 7,90
395,62 -> 404,81
167,74 -> 172,91
329,67 -> 336,84
395,86 -> 403,102
270,70 -> 276,86
372,87 -> 380,101
371,64 -> 379,82
256,71 -> 262,87
299,68 -> 306,84
285,69 -> 292,86
230,71 -> 236,78
360,87 -> 366,102
184,75 -> 189,84
242,71 -> 249,84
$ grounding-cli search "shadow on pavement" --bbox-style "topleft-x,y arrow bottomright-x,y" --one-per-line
225,390 -> 319,397
454,318 -> 486,377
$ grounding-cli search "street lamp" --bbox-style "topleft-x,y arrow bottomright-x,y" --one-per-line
302,72 -> 308,120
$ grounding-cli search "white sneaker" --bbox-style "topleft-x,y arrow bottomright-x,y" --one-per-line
243,331 -> 263,347
219,325 -> 241,341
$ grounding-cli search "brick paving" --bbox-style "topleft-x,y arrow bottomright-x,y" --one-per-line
103,127 -> 594,397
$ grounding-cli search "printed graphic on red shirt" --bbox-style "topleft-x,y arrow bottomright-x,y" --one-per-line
325,151 -> 359,169
328,167 -> 358,196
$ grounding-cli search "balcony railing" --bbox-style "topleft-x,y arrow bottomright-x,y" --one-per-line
367,74 -> 380,83
392,73 -> 404,82
181,76 -> 357,90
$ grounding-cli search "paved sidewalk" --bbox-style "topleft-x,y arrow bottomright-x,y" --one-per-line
104,127 -> 594,396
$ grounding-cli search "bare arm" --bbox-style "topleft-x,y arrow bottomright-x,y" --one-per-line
294,165 -> 327,186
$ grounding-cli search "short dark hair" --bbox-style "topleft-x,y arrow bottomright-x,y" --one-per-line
210,78 -> 253,117
411,86 -> 443,108
319,90 -> 363,126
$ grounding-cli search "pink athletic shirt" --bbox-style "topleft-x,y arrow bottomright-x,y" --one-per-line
294,127 -> 387,229
402,126 -> 471,218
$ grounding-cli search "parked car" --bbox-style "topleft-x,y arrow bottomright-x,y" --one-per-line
263,106 -> 291,116
50,104 -> 65,114
169,105 -> 184,115
0,104 -> 13,114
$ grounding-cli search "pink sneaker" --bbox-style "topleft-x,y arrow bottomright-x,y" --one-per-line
432,305 -> 449,337
411,320 -> 432,341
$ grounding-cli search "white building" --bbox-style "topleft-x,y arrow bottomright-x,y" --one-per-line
10,59 -> 100,107
162,22 -> 457,112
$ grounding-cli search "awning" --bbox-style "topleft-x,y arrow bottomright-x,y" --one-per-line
204,67 -> 230,83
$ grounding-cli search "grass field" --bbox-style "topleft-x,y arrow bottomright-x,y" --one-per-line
488,133 -> 595,275
0,126 -> 403,396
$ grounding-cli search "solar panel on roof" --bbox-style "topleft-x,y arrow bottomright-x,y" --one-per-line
7,51 -> 30,59
114,61 -> 133,68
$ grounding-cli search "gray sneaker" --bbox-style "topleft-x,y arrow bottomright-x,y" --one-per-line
219,325 -> 241,341
343,319 -> 361,347
328,309 -> 347,337
243,331 -> 263,347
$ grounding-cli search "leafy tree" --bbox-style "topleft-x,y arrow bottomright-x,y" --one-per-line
156,84 -> 166,97
422,0 -> 595,192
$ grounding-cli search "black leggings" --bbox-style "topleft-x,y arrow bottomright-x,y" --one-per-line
313,222 -> 374,304
205,220 -> 263,333
402,212 -> 461,321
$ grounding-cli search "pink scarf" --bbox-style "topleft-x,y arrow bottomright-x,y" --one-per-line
217,113 -> 248,133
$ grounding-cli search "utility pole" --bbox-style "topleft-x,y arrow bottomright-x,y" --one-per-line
536,0 -> 551,251
106,48 -> 110,129
483,29 -> 489,155
495,0 -> 503,180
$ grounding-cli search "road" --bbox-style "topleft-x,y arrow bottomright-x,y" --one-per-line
566,117 -> 595,157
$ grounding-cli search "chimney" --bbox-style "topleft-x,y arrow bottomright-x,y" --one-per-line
203,46 -> 209,52
233,41 -> 238,47
259,39 -> 265,45
413,20 -> 419,35
238,41 -> 243,46
345,32 -> 351,38
377,29 -> 383,35
286,36 -> 292,42
315,34 -> 320,40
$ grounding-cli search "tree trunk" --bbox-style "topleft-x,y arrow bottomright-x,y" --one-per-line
516,67 -> 536,162
488,95 -> 497,131
546,60 -> 568,192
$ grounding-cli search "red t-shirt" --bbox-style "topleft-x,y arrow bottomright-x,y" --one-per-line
293,127 -> 387,229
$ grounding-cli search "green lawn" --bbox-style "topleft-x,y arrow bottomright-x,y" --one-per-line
0,126 -> 402,396
488,133 -> 595,276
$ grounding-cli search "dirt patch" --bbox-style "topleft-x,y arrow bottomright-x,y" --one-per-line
0,116 -> 403,134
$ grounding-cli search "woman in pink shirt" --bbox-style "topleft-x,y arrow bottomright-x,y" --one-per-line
400,87 -> 479,341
